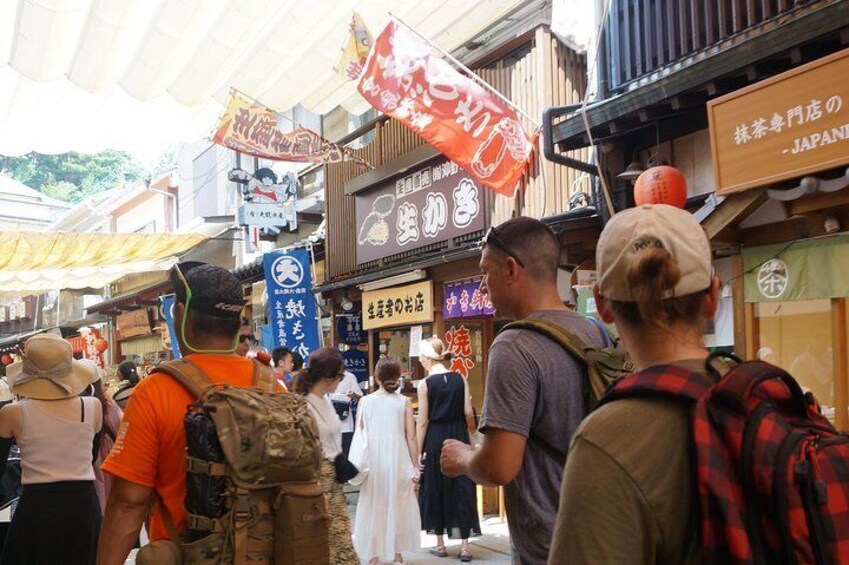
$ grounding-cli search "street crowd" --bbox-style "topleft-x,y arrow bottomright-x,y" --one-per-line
0,204 -> 846,565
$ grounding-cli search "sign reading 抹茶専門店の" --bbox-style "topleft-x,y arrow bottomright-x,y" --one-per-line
355,157 -> 486,265
362,281 -> 433,331
263,249 -> 321,361
708,47 -> 849,195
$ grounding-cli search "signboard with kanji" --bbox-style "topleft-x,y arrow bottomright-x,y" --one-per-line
362,280 -> 433,330
708,47 -> 849,195
238,201 -> 297,230
263,249 -> 321,360
356,156 -> 486,265
443,279 -> 493,319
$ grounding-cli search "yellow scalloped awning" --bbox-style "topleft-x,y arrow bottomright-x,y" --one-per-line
0,231 -> 206,294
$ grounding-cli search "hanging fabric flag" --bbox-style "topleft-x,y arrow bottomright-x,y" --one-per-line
334,12 -> 373,81
213,90 -> 359,164
357,20 -> 536,197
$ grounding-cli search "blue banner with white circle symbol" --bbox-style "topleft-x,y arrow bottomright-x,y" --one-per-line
263,249 -> 320,361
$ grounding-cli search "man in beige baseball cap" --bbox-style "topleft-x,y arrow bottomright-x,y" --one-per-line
595,203 -> 713,302
550,203 -> 720,565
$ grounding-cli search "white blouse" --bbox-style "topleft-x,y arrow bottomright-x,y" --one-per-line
305,393 -> 342,460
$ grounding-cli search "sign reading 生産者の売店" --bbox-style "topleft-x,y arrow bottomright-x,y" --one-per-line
708,47 -> 849,195
355,157 -> 486,265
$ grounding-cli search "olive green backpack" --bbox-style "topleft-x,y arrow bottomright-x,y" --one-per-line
501,317 -> 633,465
137,358 -> 329,565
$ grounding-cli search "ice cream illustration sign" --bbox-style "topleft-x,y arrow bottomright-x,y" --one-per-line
355,157 -> 486,265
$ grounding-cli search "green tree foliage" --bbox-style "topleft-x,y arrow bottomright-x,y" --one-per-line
0,150 -> 145,203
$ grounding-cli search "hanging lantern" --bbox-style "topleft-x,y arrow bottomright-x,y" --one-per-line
1,354 -> 12,366
94,338 -> 109,353
633,165 -> 688,209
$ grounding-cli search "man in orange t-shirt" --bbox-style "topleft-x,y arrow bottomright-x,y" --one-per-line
98,262 -> 258,565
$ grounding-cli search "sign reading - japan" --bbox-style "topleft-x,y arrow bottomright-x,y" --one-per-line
362,280 -> 433,330
708,47 -> 849,195
356,157 -> 486,265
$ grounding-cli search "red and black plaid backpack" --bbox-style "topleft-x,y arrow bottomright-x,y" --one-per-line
598,354 -> 849,565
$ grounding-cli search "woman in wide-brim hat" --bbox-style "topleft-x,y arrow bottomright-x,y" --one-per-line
0,333 -> 103,564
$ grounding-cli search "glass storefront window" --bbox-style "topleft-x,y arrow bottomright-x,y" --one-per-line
756,299 -> 835,418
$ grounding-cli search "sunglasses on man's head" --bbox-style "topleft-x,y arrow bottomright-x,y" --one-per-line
482,226 -> 526,268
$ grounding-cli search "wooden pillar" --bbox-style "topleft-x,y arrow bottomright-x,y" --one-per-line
730,254 -> 749,357
832,298 -> 848,431
743,304 -> 760,361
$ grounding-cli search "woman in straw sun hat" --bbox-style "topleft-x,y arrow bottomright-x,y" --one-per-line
0,333 -> 103,564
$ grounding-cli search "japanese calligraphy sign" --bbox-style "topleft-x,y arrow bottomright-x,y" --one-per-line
444,324 -> 477,378
263,249 -> 321,359
342,349 -> 369,383
336,313 -> 367,345
443,279 -> 493,319
356,157 -> 486,264
213,90 -> 350,164
362,280 -> 433,330
708,48 -> 849,195
238,201 -> 297,230
357,20 -> 536,197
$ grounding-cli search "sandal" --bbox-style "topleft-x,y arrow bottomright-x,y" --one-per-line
459,549 -> 472,562
429,546 -> 448,558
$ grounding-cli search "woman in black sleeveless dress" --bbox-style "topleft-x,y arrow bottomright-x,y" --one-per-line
416,337 -> 481,562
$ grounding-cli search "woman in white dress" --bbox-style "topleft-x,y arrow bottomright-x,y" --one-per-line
353,357 -> 422,564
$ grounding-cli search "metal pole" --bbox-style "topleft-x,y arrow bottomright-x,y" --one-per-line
308,242 -> 325,348
388,13 -> 541,128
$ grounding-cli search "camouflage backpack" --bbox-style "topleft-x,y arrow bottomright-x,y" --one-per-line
138,358 -> 329,565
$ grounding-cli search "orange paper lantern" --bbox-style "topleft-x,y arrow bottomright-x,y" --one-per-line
633,165 -> 688,209
94,338 -> 109,353
1,355 -> 12,366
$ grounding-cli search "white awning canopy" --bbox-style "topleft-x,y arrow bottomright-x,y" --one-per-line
0,0 -> 524,156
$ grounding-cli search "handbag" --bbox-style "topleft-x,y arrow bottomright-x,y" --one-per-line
347,427 -> 369,486
333,453 -> 359,484
331,399 -> 351,421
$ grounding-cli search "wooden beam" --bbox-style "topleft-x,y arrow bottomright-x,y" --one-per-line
787,189 -> 849,216
832,298 -> 848,431
740,205 -> 849,246
703,190 -> 768,240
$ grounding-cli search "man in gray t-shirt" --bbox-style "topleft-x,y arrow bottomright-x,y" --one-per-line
441,217 -> 603,564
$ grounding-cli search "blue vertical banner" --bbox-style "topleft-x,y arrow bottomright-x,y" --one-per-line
161,295 -> 182,359
263,249 -> 321,360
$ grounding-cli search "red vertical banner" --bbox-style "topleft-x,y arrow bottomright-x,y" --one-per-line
357,20 -> 536,197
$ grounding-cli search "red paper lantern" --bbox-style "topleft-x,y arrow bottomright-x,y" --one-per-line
94,338 -> 109,353
1,355 -> 12,366
633,165 -> 688,209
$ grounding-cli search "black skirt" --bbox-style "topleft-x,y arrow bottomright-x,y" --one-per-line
0,481 -> 102,565
419,419 -> 482,540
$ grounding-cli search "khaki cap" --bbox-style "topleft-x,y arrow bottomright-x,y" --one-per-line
596,204 -> 712,302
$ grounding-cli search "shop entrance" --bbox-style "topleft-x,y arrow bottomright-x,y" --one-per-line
755,298 -> 847,428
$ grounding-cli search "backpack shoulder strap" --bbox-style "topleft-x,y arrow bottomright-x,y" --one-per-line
251,359 -> 276,392
502,318 -> 588,365
155,359 -> 213,400
597,363 -> 714,409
